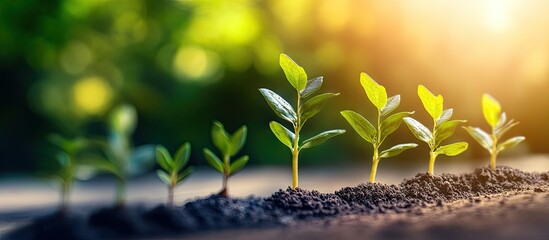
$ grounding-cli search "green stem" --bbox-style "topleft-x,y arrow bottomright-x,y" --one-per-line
220,155 -> 230,196
428,151 -> 437,175
291,91 -> 302,190
116,178 -> 125,207
168,182 -> 175,206
370,147 -> 379,183
490,132 -> 498,170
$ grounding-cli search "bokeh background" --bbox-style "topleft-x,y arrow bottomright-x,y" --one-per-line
1,0 -> 547,174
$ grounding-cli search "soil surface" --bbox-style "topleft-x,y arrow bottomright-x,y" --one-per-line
4,166 -> 549,240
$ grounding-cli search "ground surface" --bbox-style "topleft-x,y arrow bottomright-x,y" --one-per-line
1,155 -> 549,239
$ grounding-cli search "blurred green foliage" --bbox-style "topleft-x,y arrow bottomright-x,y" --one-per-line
1,0 -> 545,174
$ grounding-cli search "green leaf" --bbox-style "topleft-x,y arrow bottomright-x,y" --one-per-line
259,88 -> 297,124
417,85 -> 443,120
176,166 -> 193,183
494,112 -> 507,130
300,129 -> 346,149
55,152 -> 70,168
279,53 -> 307,91
497,136 -> 525,153
436,142 -> 468,156
435,120 -> 466,146
128,144 -> 156,176
109,104 -> 137,135
156,145 -> 173,172
173,143 -> 191,172
211,121 -> 231,156
203,148 -> 224,173
156,170 -> 171,185
381,95 -> 400,116
380,111 -> 414,143
379,143 -> 418,158
463,126 -> 493,151
229,155 -> 249,176
360,72 -> 387,109
83,158 -> 122,179
437,108 -> 453,125
269,121 -> 295,149
340,110 -> 377,144
301,93 -> 339,123
229,126 -> 247,156
403,117 -> 433,143
495,120 -> 519,139
300,76 -> 323,98
482,94 -> 501,127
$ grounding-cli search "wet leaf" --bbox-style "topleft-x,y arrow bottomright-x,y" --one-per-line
300,76 -> 323,98
381,95 -> 400,116
300,129 -> 346,149
379,143 -> 418,158
259,88 -> 297,124
269,121 -> 295,149
279,53 -> 307,91
403,117 -> 433,143
341,110 -> 376,144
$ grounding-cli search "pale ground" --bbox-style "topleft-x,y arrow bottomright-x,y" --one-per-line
0,155 -> 548,237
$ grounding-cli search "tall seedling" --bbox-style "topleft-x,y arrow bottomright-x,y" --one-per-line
341,73 -> 417,183
203,121 -> 249,197
403,85 -> 469,175
94,105 -> 155,206
463,94 -> 525,170
259,53 -> 345,189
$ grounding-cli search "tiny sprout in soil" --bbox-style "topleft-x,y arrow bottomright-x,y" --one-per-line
156,143 -> 194,206
48,134 -> 88,214
463,94 -> 525,170
259,53 -> 345,189
341,72 -> 417,183
203,121 -> 249,197
403,85 -> 469,175
91,104 -> 155,206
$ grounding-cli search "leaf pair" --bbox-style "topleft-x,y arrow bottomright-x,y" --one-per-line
404,85 -> 468,157
204,121 -> 249,176
156,143 -> 193,186
342,73 -> 417,160
269,121 -> 345,151
464,94 -> 524,155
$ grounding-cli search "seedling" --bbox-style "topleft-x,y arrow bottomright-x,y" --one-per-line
341,73 -> 417,183
48,134 -> 88,213
463,94 -> 525,170
203,121 -> 249,197
93,104 -> 155,206
259,53 -> 345,189
403,85 -> 469,175
156,143 -> 194,206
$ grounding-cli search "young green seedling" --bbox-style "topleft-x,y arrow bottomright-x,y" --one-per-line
93,104 -> 155,206
259,53 -> 345,189
341,73 -> 417,183
48,134 -> 88,213
203,121 -> 249,197
463,94 -> 525,170
403,85 -> 469,175
156,143 -> 194,206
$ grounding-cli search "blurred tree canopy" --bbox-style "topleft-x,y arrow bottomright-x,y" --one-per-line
2,0 -> 546,174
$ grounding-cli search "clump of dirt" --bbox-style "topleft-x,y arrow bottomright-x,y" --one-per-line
265,187 -> 365,219
336,183 -> 416,213
181,195 -> 282,229
400,166 -> 547,203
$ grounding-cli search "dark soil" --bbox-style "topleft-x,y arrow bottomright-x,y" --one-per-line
5,166 -> 549,240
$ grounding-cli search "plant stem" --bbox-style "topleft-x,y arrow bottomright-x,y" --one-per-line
220,155 -> 230,196
428,151 -> 437,175
370,147 -> 379,183
490,131 -> 498,170
61,180 -> 71,214
168,184 -> 174,206
116,178 -> 125,207
291,92 -> 302,190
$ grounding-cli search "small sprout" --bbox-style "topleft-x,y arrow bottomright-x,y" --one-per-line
48,134 -> 88,214
203,121 -> 249,197
341,73 -> 417,183
93,104 -> 155,206
259,53 -> 345,189
403,85 -> 469,175
156,143 -> 194,206
463,94 -> 525,170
